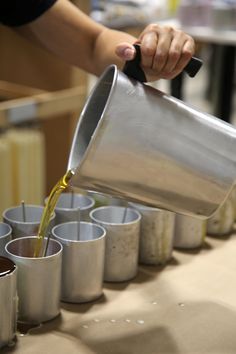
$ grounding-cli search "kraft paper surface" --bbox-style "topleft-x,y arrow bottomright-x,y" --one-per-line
2,234 -> 236,354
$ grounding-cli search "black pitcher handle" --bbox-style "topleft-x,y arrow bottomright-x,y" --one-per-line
123,44 -> 147,82
123,44 -> 203,83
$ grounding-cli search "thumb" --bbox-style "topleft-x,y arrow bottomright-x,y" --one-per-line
115,43 -> 136,61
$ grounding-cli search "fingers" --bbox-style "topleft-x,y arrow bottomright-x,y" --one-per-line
159,30 -> 185,73
138,31 -> 158,69
115,24 -> 195,82
137,24 -> 195,81
173,39 -> 195,75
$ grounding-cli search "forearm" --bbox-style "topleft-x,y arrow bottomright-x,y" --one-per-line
14,0 -> 195,81
93,28 -> 137,73
15,0 -> 136,76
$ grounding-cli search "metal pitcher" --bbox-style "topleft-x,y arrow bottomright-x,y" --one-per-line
68,54 -> 236,218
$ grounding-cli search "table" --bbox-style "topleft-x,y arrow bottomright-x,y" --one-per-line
3,233 -> 236,354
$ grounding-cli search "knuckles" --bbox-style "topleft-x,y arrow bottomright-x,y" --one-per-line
142,45 -> 156,57
144,24 -> 174,35
168,49 -> 181,61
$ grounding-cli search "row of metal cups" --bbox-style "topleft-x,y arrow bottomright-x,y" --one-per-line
1,191 -> 235,257
0,202 -> 142,348
0,193 -> 93,348
1,191 -> 235,349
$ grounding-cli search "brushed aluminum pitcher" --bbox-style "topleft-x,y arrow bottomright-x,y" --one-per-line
68,64 -> 236,218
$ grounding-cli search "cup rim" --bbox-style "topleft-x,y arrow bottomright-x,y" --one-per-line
45,193 -> 95,212
0,222 -> 12,238
0,256 -> 17,277
52,221 -> 106,243
5,236 -> 62,260
67,65 -> 117,172
3,205 -> 55,226
90,206 -> 141,226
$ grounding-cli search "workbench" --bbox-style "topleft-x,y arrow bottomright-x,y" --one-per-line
3,233 -> 236,354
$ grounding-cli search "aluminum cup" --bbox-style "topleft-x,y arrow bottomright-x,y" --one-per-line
0,223 -> 12,257
0,256 -> 17,349
3,205 -> 56,239
174,214 -> 207,249
52,221 -> 106,303
46,192 -> 95,225
207,197 -> 235,236
90,206 -> 141,282
5,236 -> 62,324
129,203 -> 175,265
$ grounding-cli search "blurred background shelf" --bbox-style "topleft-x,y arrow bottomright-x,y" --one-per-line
0,0 -> 90,194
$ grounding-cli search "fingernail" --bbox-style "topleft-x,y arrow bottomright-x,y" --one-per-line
123,47 -> 135,60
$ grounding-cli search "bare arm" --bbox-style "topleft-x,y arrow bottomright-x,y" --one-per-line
15,0 -> 195,81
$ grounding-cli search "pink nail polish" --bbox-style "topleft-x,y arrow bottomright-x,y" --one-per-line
124,48 -> 135,60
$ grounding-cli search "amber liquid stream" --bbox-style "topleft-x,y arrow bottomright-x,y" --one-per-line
34,169 -> 75,257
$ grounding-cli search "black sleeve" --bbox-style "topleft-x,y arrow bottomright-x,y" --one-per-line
0,0 -> 58,27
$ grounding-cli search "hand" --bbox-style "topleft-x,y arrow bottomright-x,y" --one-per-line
115,24 -> 195,81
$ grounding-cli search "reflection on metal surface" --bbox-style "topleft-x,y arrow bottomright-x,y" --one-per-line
68,65 -> 236,218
